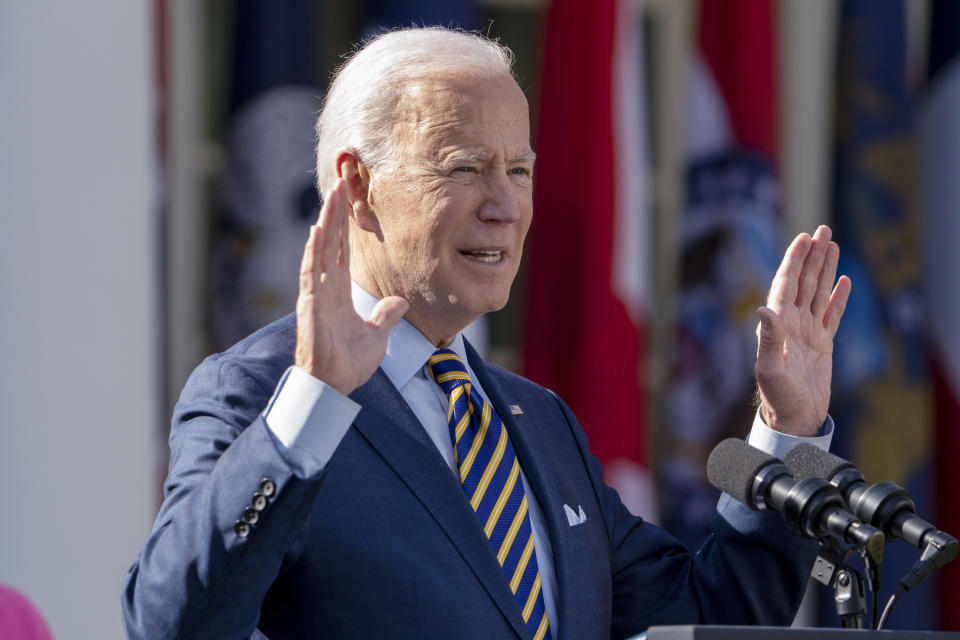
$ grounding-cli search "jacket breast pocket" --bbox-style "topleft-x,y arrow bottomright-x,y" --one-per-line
564,507 -> 604,552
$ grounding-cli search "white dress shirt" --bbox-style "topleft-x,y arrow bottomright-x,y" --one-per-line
261,281 -> 834,635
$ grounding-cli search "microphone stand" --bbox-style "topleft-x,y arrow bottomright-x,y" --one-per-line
810,536 -> 881,629
833,567 -> 866,629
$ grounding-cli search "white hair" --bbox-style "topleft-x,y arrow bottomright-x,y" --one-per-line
314,27 -> 516,196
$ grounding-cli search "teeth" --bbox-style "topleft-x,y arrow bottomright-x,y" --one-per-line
465,250 -> 502,263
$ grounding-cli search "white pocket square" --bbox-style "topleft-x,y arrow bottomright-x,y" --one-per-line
563,503 -> 588,527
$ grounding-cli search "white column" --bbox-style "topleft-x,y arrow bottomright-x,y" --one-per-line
644,0 -> 693,458
166,0 -> 210,406
0,2 -> 157,637
778,0 -> 838,238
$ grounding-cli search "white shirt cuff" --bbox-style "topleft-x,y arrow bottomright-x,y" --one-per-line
746,410 -> 834,459
263,366 -> 360,471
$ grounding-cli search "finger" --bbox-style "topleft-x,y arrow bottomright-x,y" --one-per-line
795,225 -> 831,309
319,180 -> 349,273
299,224 -> 320,294
768,233 -> 812,308
810,241 -> 839,318
368,296 -> 409,336
339,197 -> 351,276
823,274 -> 852,335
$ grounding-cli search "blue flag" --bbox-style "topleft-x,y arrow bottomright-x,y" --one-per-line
830,0 -> 934,629
212,0 -> 322,347
361,0 -> 477,34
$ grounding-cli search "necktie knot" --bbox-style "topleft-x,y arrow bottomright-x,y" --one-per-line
427,349 -> 472,396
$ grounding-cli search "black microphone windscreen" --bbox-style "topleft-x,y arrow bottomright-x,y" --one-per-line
706,438 -> 779,506
783,443 -> 855,481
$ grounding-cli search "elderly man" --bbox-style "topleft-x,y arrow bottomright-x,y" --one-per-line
123,27 -> 849,639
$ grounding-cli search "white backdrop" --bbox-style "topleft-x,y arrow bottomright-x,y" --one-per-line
0,1 -> 157,637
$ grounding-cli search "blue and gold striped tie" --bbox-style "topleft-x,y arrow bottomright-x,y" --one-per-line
428,349 -> 551,640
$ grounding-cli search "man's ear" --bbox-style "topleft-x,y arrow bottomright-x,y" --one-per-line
336,150 -> 382,239
335,150 -> 368,201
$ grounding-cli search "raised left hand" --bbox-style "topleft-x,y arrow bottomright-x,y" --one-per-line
755,225 -> 851,436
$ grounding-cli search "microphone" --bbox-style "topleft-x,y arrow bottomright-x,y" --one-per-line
706,438 -> 884,559
784,443 -> 958,589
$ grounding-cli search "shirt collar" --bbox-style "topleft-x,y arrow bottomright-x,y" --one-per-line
351,281 -> 469,390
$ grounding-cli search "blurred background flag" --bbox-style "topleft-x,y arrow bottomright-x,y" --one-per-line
922,0 -> 960,629
659,0 -> 783,549
523,0 -> 655,518
212,0 -> 322,348
829,0 -> 934,629
359,0 -> 476,35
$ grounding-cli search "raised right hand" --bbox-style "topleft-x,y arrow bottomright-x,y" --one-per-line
294,179 -> 409,395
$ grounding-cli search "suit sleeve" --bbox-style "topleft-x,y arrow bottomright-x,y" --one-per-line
121,358 -> 345,639
550,392 -> 817,638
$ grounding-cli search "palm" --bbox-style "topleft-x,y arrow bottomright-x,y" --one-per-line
295,180 -> 408,395
755,226 -> 851,436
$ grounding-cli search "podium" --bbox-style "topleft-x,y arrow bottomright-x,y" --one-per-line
640,627 -> 959,639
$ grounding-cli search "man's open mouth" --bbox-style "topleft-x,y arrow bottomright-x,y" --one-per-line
461,249 -> 504,263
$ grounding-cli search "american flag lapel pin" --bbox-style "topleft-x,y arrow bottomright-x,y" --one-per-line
509,404 -> 523,415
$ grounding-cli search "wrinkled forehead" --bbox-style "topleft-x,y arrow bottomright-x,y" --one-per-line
391,72 -> 532,158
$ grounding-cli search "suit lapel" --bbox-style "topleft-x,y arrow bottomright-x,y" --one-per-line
465,345 -> 580,638
349,369 -> 529,638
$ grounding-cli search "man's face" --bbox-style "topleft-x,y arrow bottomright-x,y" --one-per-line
361,71 -> 534,341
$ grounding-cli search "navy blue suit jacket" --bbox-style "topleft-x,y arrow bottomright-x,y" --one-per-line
122,313 -> 816,639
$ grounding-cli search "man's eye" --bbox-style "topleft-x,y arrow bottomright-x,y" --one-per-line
454,166 -> 477,173
510,167 -> 532,177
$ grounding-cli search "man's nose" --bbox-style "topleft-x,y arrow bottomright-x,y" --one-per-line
478,170 -> 521,223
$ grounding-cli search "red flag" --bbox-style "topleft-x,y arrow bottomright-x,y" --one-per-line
524,0 -> 653,516
931,364 -> 960,628
698,0 -> 777,156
